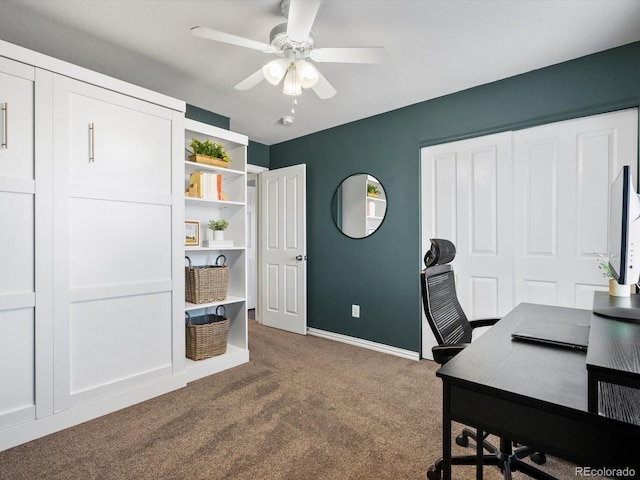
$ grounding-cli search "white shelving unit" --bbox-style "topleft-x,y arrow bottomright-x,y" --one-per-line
183,119 -> 249,382
366,175 -> 386,235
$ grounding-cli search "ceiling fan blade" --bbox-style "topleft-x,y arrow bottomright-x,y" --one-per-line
310,47 -> 389,64
191,26 -> 275,53
312,70 -> 337,99
286,0 -> 321,43
234,69 -> 266,90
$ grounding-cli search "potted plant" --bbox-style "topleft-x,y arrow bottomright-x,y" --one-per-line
367,183 -> 379,197
596,252 -> 629,297
189,138 -> 231,168
209,219 -> 229,241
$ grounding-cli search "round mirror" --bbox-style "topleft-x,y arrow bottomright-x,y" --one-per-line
331,174 -> 387,238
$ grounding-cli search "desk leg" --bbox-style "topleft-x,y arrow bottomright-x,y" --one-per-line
476,427 -> 483,480
588,375 -> 598,414
442,382 -> 452,480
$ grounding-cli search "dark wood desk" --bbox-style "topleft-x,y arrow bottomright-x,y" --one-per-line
587,293 -> 640,423
436,303 -> 640,480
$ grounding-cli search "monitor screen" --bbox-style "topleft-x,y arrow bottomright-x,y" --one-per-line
608,165 -> 640,286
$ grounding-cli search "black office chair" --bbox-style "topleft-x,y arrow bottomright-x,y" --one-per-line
422,239 -> 549,480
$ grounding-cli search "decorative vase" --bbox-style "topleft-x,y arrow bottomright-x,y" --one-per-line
214,230 -> 224,241
205,229 -> 214,243
609,279 -> 630,297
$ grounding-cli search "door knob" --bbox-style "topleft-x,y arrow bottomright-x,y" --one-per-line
295,255 -> 307,261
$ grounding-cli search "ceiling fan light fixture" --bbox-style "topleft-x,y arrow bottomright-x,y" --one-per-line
263,58 -> 288,85
296,60 -> 319,89
283,63 -> 302,96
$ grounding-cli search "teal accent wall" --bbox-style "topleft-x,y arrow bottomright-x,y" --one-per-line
248,140 -> 270,168
186,104 -> 229,129
269,42 -> 640,354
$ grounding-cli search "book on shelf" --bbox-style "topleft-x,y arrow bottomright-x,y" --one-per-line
367,200 -> 376,217
203,240 -> 234,247
189,171 -> 224,200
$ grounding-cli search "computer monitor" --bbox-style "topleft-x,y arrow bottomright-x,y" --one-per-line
608,165 -> 640,286
592,166 -> 640,322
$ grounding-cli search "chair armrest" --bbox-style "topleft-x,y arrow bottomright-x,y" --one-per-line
469,318 -> 500,329
432,344 -> 470,364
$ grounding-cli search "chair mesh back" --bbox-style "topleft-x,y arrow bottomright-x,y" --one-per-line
421,266 -> 473,346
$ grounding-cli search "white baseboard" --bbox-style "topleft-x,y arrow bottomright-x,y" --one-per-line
307,328 -> 420,361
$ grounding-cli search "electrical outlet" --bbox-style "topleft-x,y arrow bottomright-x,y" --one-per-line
352,304 -> 360,318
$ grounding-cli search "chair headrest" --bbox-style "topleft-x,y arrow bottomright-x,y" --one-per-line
424,239 -> 456,267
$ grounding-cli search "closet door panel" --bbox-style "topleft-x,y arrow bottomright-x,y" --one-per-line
0,308 -> 35,429
514,109 -> 638,308
422,132 -> 513,319
0,59 -> 34,180
68,293 -> 172,406
68,199 -> 171,288
66,83 -> 172,195
0,191 -> 34,294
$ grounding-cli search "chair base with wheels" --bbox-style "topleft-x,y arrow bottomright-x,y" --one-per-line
427,437 -> 554,480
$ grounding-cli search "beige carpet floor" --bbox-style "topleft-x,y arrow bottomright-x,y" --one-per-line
0,320 -> 603,479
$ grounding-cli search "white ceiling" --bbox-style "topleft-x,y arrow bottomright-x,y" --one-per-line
1,0 -> 640,145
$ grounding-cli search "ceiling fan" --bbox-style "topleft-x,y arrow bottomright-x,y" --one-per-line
191,0 -> 388,99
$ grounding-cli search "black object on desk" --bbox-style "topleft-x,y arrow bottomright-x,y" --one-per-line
592,290 -> 640,322
511,320 -> 590,351
587,292 -> 640,423
436,303 -> 640,480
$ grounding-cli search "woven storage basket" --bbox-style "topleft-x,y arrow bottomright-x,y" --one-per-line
185,307 -> 229,360
185,255 -> 229,304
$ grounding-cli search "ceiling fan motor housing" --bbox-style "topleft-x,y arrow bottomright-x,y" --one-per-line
269,23 -> 315,58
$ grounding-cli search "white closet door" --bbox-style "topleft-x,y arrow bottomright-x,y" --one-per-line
0,58 -> 36,429
421,109 -> 638,359
513,109 -> 638,309
421,132 -> 514,319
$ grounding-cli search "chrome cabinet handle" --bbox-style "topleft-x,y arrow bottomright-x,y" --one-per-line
89,122 -> 95,163
1,102 -> 7,149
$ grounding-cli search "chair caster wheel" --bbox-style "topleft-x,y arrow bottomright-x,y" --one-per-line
530,452 -> 547,465
427,467 -> 442,480
455,434 -> 469,447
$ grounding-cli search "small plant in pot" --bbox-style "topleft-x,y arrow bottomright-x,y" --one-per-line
367,183 -> 379,197
190,138 -> 231,167
209,219 -> 229,241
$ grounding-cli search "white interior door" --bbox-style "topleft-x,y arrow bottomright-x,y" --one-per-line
259,164 -> 307,334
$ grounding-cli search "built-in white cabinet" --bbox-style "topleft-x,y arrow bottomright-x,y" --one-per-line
51,75 -> 179,411
183,119 -> 249,382
0,56 -> 36,431
0,39 -> 189,452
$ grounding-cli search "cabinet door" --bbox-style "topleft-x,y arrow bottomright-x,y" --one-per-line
52,76 -> 175,411
0,58 -> 36,429
0,57 -> 34,180
64,80 -> 172,196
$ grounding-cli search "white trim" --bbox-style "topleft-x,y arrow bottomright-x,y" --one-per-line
0,39 -> 184,112
247,163 -> 268,173
184,118 -> 247,145
307,328 -> 420,361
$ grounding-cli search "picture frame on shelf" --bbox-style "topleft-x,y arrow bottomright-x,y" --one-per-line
185,220 -> 200,246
